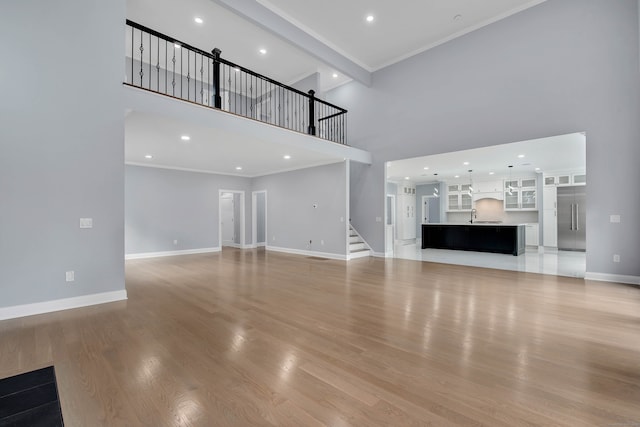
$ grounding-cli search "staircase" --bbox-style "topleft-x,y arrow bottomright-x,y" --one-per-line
349,225 -> 371,259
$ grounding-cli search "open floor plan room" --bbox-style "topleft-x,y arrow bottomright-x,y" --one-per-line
1,250 -> 638,426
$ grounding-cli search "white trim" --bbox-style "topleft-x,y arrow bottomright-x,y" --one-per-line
252,190 -> 267,248
266,245 -> 347,261
0,290 -> 128,321
125,247 -> 220,260
219,189 -> 246,250
585,272 -> 640,286
372,251 -> 391,258
345,160 -> 350,258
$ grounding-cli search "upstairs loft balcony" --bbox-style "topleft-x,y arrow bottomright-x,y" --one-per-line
125,20 -> 347,145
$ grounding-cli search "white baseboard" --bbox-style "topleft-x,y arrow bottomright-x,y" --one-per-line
266,246 -> 347,261
372,251 -> 391,258
125,247 -> 220,260
0,290 -> 128,321
585,272 -> 640,286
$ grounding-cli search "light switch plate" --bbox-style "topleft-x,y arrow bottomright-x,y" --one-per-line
80,218 -> 93,228
610,215 -> 621,223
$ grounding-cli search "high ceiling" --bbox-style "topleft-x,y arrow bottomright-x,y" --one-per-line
128,0 -> 548,91
258,0 -> 547,71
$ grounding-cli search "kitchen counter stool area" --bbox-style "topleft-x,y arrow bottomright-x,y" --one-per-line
421,224 -> 526,256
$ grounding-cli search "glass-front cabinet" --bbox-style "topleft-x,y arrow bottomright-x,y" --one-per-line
503,177 -> 537,211
504,191 -> 519,209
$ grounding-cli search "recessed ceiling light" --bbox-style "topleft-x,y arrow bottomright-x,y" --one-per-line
174,44 -> 181,49
194,17 -> 203,24
144,155 -> 153,159
535,167 -> 541,171
235,166 -> 242,170
454,175 -> 460,178
404,176 -> 410,180
423,166 -> 429,170
259,48 -> 267,55
283,155 -> 291,159
365,15 -> 375,23
181,135 -> 190,141
489,172 -> 495,175
518,154 -> 525,158
463,161 -> 470,165
332,73 -> 338,78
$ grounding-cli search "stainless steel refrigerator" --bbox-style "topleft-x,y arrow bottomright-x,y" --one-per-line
557,186 -> 586,251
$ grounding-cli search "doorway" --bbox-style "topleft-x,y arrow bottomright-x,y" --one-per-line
219,190 -> 245,249
385,194 -> 396,253
252,190 -> 267,248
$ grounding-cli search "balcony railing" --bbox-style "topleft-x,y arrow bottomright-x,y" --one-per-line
125,20 -> 347,145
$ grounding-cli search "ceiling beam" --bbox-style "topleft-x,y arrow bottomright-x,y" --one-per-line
210,0 -> 372,87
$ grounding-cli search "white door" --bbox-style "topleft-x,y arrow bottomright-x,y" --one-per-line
421,196 -> 430,224
221,195 -> 235,246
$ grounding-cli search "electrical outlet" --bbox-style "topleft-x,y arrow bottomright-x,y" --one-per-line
79,218 -> 93,228
610,215 -> 621,223
321,240 -> 324,245
613,254 -> 620,263
66,271 -> 75,282
173,239 -> 178,245
375,216 -> 382,222
272,236 -> 276,241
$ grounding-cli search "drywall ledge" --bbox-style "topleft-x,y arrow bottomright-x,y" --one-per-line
0,290 -> 128,321
585,272 -> 640,286
125,247 -> 221,260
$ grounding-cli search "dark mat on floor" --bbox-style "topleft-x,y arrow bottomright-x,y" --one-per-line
0,366 -> 64,427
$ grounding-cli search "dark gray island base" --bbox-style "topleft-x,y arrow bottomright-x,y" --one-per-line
421,224 -> 526,256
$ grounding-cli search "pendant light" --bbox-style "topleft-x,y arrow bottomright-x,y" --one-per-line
508,165 -> 514,195
468,169 -> 474,195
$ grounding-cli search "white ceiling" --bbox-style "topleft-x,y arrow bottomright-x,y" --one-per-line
387,133 -> 586,184
126,0 -> 351,92
125,111 -> 344,177
257,0 -> 547,71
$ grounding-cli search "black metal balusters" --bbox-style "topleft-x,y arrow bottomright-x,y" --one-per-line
124,20 -> 348,145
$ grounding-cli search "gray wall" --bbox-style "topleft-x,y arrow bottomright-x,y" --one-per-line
329,0 -> 640,277
256,192 -> 266,244
125,166 -> 251,254
252,162 -> 348,255
0,0 -> 126,307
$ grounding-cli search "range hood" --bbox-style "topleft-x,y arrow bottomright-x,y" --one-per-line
473,191 -> 503,201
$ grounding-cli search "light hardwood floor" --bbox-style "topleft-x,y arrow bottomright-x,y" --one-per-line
1,249 -> 639,426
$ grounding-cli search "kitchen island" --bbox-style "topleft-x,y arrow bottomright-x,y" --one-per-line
421,223 -> 526,256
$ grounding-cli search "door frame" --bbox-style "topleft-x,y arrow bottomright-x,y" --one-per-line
219,189 -> 246,249
252,190 -> 267,248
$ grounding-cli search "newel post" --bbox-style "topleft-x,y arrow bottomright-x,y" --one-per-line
307,90 -> 316,136
212,48 -> 222,109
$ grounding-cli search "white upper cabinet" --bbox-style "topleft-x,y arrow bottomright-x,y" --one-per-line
503,177 -> 537,210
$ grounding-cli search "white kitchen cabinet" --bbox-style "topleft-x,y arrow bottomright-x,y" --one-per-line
504,177 -> 537,210
397,183 -> 416,240
446,183 -> 473,211
525,223 -> 539,246
542,186 -> 557,247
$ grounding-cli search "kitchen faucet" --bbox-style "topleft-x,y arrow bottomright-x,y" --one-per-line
470,209 -> 477,224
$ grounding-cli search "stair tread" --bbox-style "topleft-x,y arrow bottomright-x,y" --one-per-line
350,248 -> 370,253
